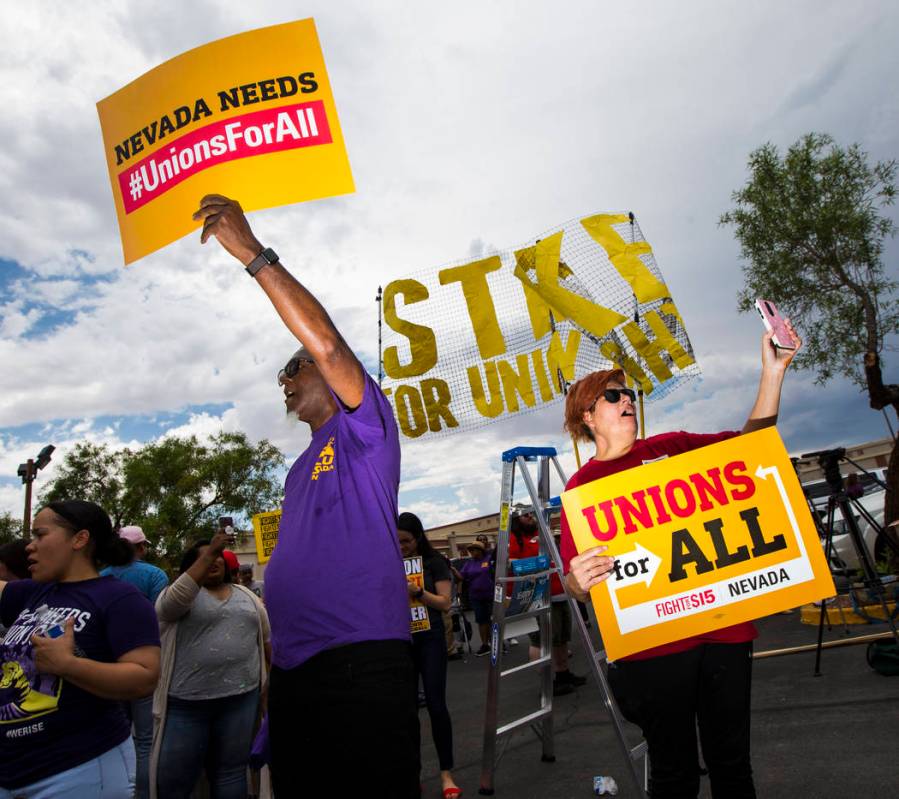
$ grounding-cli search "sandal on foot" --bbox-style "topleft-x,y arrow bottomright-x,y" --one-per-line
443,788 -> 463,799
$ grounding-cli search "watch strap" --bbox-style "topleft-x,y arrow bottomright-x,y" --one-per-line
245,247 -> 279,277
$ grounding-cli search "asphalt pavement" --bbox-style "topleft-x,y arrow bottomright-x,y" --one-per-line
419,612 -> 899,799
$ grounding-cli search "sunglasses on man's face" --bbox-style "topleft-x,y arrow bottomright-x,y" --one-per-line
277,356 -> 314,384
589,387 -> 637,411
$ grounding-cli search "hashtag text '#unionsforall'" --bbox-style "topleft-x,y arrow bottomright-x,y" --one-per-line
119,101 -> 331,212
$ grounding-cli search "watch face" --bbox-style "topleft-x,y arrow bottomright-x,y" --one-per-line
262,247 -> 278,264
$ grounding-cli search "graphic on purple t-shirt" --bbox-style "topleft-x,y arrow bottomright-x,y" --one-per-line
264,373 -> 409,669
0,577 -> 160,789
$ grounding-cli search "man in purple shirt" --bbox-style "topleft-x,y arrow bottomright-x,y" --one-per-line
194,195 -> 418,798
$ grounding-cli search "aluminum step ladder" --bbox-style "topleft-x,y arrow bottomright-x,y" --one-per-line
478,446 -> 649,797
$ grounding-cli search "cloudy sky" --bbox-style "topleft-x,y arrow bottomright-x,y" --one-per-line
1,1 -> 897,528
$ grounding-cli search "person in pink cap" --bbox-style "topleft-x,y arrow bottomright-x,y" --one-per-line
101,526 -> 169,798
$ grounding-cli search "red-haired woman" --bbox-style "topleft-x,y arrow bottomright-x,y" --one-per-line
561,324 -> 799,799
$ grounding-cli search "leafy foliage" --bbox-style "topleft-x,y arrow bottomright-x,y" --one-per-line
721,133 -> 899,569
0,512 -> 23,546
39,433 -> 285,570
720,132 -> 897,386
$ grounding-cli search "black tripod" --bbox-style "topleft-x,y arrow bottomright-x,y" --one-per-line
802,448 -> 899,675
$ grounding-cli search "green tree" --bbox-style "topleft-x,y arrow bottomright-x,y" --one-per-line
720,133 -> 899,568
40,432 -> 285,571
0,511 -> 23,546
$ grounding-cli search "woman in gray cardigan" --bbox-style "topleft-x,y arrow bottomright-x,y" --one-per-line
150,530 -> 270,799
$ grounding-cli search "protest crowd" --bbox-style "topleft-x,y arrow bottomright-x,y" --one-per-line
0,196 -> 801,799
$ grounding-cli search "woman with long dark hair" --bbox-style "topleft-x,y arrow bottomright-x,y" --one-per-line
397,512 -> 462,799
150,529 -> 270,799
0,500 -> 161,797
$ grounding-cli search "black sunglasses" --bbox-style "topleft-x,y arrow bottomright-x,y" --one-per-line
589,387 -> 636,411
277,356 -> 314,384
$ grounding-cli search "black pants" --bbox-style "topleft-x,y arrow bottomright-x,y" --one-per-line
269,640 -> 420,799
608,642 -> 756,799
411,629 -> 454,771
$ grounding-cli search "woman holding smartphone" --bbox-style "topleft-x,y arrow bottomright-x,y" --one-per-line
0,500 -> 160,798
561,324 -> 800,799
150,530 -> 270,799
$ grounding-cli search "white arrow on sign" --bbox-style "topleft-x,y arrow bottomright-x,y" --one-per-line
608,542 -> 663,590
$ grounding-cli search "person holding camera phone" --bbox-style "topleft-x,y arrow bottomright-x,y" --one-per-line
561,322 -> 800,799
150,529 -> 270,799
193,195 -> 419,797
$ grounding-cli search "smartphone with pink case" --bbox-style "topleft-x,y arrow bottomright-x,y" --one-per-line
754,298 -> 797,349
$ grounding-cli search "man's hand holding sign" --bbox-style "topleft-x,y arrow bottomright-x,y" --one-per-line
558,321 -> 833,798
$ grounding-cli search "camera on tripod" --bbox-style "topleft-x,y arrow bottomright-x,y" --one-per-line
801,447 -> 847,496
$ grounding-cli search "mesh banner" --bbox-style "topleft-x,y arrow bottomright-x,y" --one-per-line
380,212 -> 701,442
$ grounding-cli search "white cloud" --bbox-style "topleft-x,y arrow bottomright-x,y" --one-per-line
1,0 -> 897,525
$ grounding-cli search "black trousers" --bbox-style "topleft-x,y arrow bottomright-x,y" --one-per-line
411,629 -> 454,771
608,642 -> 756,799
269,639 -> 420,799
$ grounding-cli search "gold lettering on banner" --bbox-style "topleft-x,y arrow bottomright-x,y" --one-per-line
580,214 -> 669,303
513,245 -> 572,341
546,329 -> 581,390
383,280 -> 438,378
498,354 -> 536,413
392,384 -> 428,438
515,232 -> 628,340
600,340 -> 654,394
467,362 -> 505,418
438,257 -> 506,360
420,379 -> 459,432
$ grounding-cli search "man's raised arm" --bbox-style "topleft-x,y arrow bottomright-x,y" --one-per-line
193,194 -> 365,409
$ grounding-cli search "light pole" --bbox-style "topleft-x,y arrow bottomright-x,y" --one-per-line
17,444 -> 55,535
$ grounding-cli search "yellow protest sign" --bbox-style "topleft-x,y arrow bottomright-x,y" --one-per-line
96,19 -> 354,264
404,557 -> 431,633
252,510 -> 282,564
381,212 -> 701,442
561,428 -> 835,661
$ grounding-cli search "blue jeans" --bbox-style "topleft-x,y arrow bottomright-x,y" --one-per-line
0,739 -> 135,799
156,688 -> 259,799
131,695 -> 153,799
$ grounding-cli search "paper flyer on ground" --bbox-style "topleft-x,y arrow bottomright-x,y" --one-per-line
561,427 -> 836,660
96,18 -> 354,263
405,556 -> 431,633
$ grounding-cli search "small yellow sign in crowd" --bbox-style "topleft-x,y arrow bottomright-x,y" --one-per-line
252,510 -> 282,565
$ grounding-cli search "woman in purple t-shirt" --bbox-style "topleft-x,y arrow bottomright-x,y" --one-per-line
0,500 -> 161,797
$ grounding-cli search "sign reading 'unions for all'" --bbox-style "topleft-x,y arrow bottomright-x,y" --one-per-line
561,428 -> 835,661
252,510 -> 282,565
96,19 -> 354,263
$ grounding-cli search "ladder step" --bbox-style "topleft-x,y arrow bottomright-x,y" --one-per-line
502,446 -> 557,461
496,706 -> 553,736
500,655 -> 552,678
503,606 -> 552,624
495,569 -> 556,583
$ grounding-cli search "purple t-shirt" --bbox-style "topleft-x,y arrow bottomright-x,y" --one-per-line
264,374 -> 409,669
0,577 -> 160,789
460,554 -> 495,600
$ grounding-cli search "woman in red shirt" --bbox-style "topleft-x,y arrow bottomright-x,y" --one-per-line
562,324 -> 799,799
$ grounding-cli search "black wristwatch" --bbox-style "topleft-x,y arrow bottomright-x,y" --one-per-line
415,587 -> 425,600
245,247 -> 279,277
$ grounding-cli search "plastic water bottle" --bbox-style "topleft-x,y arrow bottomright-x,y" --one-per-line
593,775 -> 619,796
